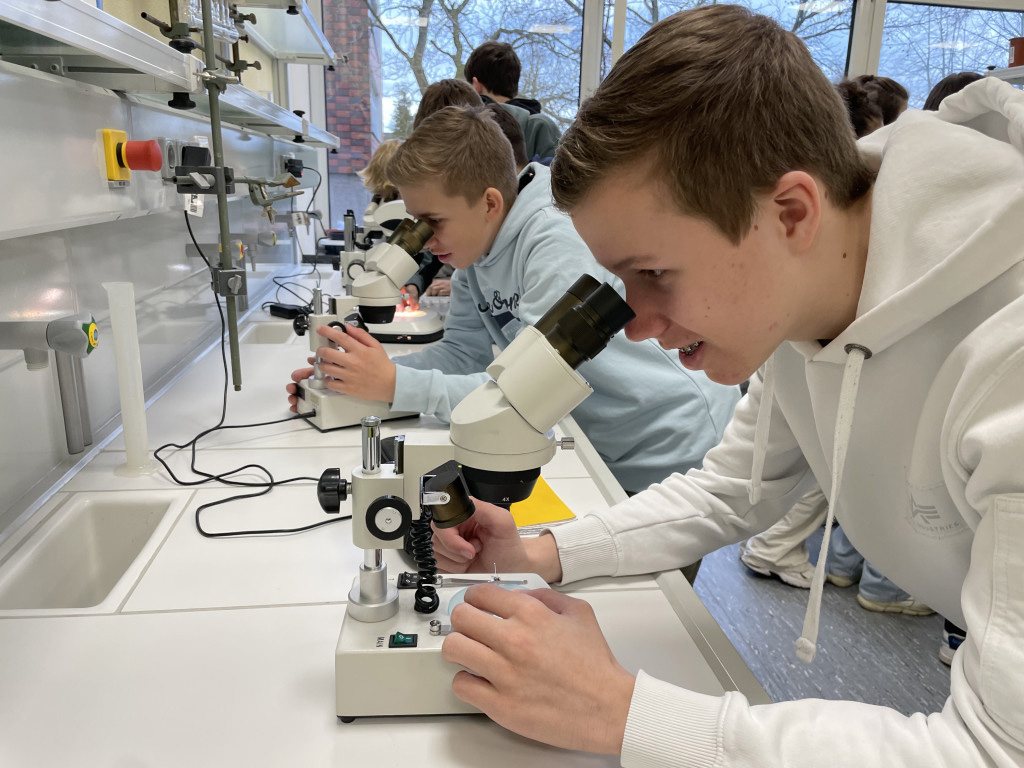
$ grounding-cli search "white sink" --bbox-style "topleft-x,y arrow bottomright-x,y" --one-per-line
240,322 -> 297,344
0,492 -> 186,615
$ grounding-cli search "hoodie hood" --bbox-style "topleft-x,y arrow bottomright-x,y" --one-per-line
478,162 -> 552,267
507,96 -> 543,115
752,78 -> 1024,662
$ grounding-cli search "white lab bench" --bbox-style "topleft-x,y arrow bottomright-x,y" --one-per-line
0,312 -> 767,767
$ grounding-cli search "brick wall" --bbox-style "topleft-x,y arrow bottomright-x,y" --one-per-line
323,0 -> 382,176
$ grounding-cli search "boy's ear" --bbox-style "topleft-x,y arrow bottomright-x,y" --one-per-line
483,187 -> 505,221
771,171 -> 820,252
470,77 -> 485,95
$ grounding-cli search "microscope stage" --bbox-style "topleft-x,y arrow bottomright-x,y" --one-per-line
366,309 -> 444,344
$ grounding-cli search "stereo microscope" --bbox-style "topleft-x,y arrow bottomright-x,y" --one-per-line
293,218 -> 445,431
314,275 -> 635,720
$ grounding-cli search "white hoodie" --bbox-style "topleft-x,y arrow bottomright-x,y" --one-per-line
550,77 -> 1024,768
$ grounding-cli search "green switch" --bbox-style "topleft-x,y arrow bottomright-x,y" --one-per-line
389,632 -> 418,648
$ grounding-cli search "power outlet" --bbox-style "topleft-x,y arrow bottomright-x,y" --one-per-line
284,156 -> 304,178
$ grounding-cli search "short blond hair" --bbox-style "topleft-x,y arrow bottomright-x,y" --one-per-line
551,5 -> 873,244
388,106 -> 518,206
357,139 -> 402,200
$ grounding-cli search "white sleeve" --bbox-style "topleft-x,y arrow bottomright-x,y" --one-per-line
551,368 -> 817,583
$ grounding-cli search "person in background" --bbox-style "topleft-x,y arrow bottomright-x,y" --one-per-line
854,74 -> 909,124
357,138 -> 401,204
739,73 -> 930,618
412,78 -> 483,129
464,41 -> 561,162
923,72 -> 983,111
431,7 -> 1024,764
287,105 -> 740,502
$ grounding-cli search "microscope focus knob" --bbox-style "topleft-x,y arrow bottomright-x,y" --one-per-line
317,468 -> 349,512
292,314 -> 309,336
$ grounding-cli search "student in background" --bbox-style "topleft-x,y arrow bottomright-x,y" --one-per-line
464,41 -> 561,162
923,72 -> 983,111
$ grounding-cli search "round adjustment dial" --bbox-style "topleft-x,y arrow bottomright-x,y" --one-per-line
364,495 -> 412,541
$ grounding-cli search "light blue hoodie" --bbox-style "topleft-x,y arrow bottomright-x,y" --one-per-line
391,163 -> 740,492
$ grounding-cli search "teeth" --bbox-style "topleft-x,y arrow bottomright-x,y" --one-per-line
681,341 -> 702,355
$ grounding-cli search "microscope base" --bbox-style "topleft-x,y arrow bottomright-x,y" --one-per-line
300,385 -> 417,431
335,573 -> 548,720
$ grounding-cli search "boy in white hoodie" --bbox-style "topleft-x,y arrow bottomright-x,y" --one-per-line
287,105 -> 739,495
431,6 -> 1024,767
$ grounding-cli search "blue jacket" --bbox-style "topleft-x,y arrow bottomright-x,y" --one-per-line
391,163 -> 740,492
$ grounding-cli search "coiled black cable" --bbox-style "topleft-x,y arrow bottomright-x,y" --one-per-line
409,508 -> 440,613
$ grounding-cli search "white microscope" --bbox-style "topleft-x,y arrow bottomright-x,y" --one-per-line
313,275 -> 635,721
293,218 -> 444,431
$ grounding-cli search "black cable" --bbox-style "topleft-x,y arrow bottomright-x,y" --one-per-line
303,166 -> 322,215
158,212 -> 349,538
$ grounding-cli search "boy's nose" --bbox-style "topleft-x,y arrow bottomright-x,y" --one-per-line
624,310 -> 666,343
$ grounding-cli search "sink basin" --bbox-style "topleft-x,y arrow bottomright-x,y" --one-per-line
0,492 -> 185,614
240,322 -> 297,344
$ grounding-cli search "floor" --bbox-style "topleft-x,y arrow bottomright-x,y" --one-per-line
692,528 -> 952,715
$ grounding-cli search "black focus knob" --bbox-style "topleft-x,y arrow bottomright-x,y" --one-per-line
317,469 -> 349,512
292,314 -> 309,335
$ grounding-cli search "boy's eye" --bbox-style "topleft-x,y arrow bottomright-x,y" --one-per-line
638,269 -> 664,279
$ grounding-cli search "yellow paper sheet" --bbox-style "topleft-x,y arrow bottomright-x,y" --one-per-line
509,477 -> 576,528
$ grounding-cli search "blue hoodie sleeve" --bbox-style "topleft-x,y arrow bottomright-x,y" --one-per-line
389,268 -> 495,422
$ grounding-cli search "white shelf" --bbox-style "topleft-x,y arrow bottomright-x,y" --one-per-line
0,0 -> 201,93
986,67 -> 1024,85
242,2 -> 336,65
0,0 -> 338,148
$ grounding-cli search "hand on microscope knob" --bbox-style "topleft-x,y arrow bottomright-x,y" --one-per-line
431,499 -> 562,584
442,584 -> 635,754
313,324 -> 397,402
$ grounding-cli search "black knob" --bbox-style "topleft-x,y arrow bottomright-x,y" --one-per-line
317,469 -> 349,512
168,92 -> 196,110
292,314 -> 310,335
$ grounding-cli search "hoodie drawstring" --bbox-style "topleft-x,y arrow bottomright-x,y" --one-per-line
748,354 -> 776,505
795,343 -> 872,663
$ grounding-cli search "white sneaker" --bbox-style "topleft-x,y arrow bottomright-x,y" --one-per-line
739,550 -> 815,589
856,594 -> 935,616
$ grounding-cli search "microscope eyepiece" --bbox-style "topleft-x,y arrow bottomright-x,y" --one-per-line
386,218 -> 433,257
544,281 -> 635,369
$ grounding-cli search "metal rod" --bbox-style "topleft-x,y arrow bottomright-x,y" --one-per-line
72,356 -> 93,447
200,0 -> 242,391
54,351 -> 84,455
361,416 -> 381,473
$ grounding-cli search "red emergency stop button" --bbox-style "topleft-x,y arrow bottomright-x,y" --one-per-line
118,140 -> 163,172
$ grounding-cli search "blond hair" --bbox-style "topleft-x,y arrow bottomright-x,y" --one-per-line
357,139 -> 402,200
388,106 -> 518,206
551,5 -> 874,244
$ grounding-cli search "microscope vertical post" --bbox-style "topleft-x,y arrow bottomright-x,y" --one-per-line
346,416 -> 401,623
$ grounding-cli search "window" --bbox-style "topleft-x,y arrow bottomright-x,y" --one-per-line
599,0 -> 855,82
879,3 -> 1024,107
373,1 -> 584,136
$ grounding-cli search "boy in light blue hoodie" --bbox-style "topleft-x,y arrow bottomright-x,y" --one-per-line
286,106 -> 739,493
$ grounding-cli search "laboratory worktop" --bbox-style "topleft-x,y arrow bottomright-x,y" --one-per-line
0,310 -> 767,767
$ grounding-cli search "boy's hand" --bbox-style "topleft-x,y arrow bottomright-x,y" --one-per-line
313,324 -> 397,402
443,584 -> 635,754
286,360 -> 315,413
432,499 -> 562,583
425,279 -> 451,296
